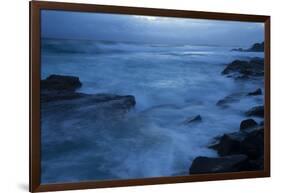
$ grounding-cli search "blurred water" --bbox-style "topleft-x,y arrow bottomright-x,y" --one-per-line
41,39 -> 264,183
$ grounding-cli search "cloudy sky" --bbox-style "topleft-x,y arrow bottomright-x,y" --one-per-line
41,10 -> 264,46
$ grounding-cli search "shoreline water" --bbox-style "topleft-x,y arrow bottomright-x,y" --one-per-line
40,39 -> 264,183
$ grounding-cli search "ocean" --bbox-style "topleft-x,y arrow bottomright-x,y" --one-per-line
40,38 -> 264,183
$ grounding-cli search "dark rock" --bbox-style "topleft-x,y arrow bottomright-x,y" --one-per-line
210,133 -> 244,156
245,105 -> 264,117
240,128 -> 264,159
222,60 -> 248,75
206,118 -> 264,172
41,94 -> 136,124
231,42 -> 264,52
248,88 -> 262,96
208,135 -> 223,149
42,92 -> 136,110
216,93 -> 243,107
248,155 -> 264,170
216,98 -> 235,107
183,115 -> 202,124
240,119 -> 258,131
260,121 -> 264,126
40,75 -> 136,112
222,58 -> 264,77
210,128 -> 264,159
41,91 -> 88,103
88,94 -> 136,110
248,42 -> 264,52
189,154 -> 249,174
41,75 -> 84,102
41,74 -> 82,91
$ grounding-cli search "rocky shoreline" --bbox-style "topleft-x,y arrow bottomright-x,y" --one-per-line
189,55 -> 264,174
41,74 -> 136,115
231,42 -> 264,52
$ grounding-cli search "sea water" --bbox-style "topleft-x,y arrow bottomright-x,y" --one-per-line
40,39 -> 264,183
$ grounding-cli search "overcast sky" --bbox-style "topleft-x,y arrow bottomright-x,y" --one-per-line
41,10 -> 264,46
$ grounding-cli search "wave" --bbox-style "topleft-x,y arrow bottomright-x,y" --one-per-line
42,38 -> 234,56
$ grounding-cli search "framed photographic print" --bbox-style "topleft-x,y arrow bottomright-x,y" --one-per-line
29,1 -> 270,192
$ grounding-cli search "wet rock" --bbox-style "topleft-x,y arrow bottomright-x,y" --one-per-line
210,128 -> 264,159
216,97 -> 236,107
88,94 -> 136,110
183,115 -> 202,124
231,42 -> 264,52
189,154 -> 249,174
41,74 -> 82,91
240,128 -> 264,159
41,91 -> 88,103
240,119 -> 258,131
41,75 -> 136,111
43,92 -> 136,110
248,155 -> 264,170
41,93 -> 136,124
222,58 -> 264,77
245,105 -> 264,117
222,60 -> 248,75
210,133 -> 245,156
207,135 -> 223,149
41,75 -> 84,102
216,93 -> 243,107
248,42 -> 264,52
248,88 -> 262,96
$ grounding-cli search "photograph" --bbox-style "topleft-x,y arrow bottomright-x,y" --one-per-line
40,9 -> 265,184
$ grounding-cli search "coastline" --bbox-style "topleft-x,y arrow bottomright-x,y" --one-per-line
189,57 -> 264,174
41,40 -> 263,180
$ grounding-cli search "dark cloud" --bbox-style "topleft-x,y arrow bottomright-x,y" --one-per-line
41,10 -> 264,46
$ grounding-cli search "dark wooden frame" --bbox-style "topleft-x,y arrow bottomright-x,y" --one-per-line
30,1 -> 271,192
